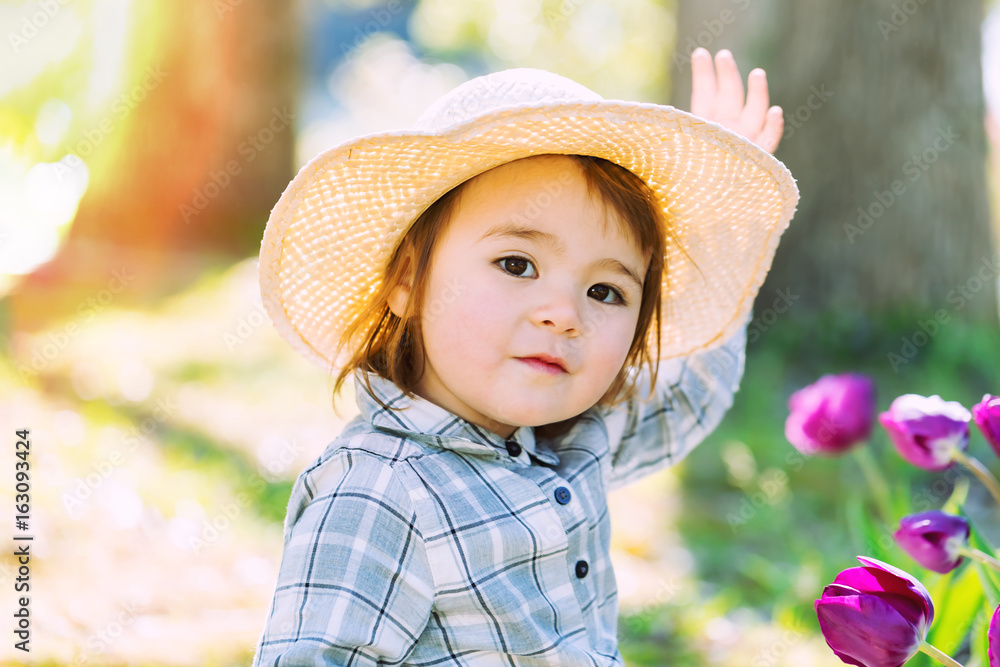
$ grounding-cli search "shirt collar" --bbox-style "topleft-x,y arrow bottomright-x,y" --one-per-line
353,369 -> 560,466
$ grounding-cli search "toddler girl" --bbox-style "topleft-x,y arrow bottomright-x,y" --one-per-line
252,48 -> 798,666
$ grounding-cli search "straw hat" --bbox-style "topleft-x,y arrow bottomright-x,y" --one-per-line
258,67 -> 799,373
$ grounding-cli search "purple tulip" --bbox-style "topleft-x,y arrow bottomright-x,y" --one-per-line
785,373 -> 877,456
893,510 -> 970,574
974,394 -> 1000,458
815,556 -> 933,667
879,394 -> 971,471
989,604 -> 1000,667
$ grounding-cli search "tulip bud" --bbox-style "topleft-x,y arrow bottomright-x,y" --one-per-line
879,394 -> 971,471
785,373 -> 876,456
973,394 -> 1000,458
815,556 -> 933,667
893,510 -> 970,574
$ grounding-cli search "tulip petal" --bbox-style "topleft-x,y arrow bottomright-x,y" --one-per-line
910,415 -> 971,446
989,603 -> 1000,667
834,561 -> 931,627
881,395 -> 972,471
880,413 -> 965,471
829,647 -> 868,667
827,572 -> 926,630
829,374 -> 877,439
816,594 -> 923,667
788,382 -> 821,413
832,565 -> 880,591
813,605 -> 869,667
973,395 -> 1000,458
894,511 -> 969,574
856,556 -> 934,628
785,409 -> 824,456
785,374 -> 876,455
889,394 -> 971,422
880,414 -> 936,470
822,583 -> 862,598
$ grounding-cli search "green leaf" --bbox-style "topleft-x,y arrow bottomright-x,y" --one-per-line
965,510 -> 999,554
941,477 -> 970,514
926,568 -> 955,610
971,601 -> 993,667
845,491 -> 892,561
959,508 -> 1000,608
926,563 -> 984,657
976,561 -> 1000,611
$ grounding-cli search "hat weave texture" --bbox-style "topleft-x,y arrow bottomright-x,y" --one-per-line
259,68 -> 799,372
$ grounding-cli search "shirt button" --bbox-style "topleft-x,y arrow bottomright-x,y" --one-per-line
505,440 -> 522,457
554,486 -> 572,505
575,560 -> 589,578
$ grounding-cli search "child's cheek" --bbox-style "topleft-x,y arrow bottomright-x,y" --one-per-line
423,272 -> 507,355
570,310 -> 637,375
598,325 -> 634,374
453,277 -> 509,333
610,313 -> 642,362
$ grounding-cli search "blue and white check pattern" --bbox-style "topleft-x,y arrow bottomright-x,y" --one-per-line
251,319 -> 748,666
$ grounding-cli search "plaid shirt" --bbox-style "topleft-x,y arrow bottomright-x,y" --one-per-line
252,320 -> 747,666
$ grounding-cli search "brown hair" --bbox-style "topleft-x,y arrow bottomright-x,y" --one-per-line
330,153 -> 676,438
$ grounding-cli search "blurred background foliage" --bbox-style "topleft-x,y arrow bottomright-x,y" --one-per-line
0,0 -> 999,664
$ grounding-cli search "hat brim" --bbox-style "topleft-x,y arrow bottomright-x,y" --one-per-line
259,100 -> 799,372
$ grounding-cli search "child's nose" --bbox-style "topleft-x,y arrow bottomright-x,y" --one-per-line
532,287 -> 585,334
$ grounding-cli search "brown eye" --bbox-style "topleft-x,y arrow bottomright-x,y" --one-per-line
590,285 -> 609,300
497,256 -> 536,278
589,284 -> 626,305
504,258 -> 527,274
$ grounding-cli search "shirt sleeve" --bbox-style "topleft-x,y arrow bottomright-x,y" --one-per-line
251,450 -> 435,666
599,312 -> 749,493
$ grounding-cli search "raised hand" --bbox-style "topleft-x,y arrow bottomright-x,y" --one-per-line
689,47 -> 783,154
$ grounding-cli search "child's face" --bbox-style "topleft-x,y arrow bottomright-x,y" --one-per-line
390,155 -> 648,439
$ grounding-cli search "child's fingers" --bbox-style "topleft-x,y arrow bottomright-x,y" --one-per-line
689,47 -> 717,119
756,106 -> 784,154
714,49 -> 745,127
741,68 -> 769,139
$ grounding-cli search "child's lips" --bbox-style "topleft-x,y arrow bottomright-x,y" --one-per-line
517,357 -> 568,375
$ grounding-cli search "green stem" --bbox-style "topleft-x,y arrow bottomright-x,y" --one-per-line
957,545 -> 1000,575
852,446 -> 894,524
950,449 -> 1000,507
918,641 -> 965,666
